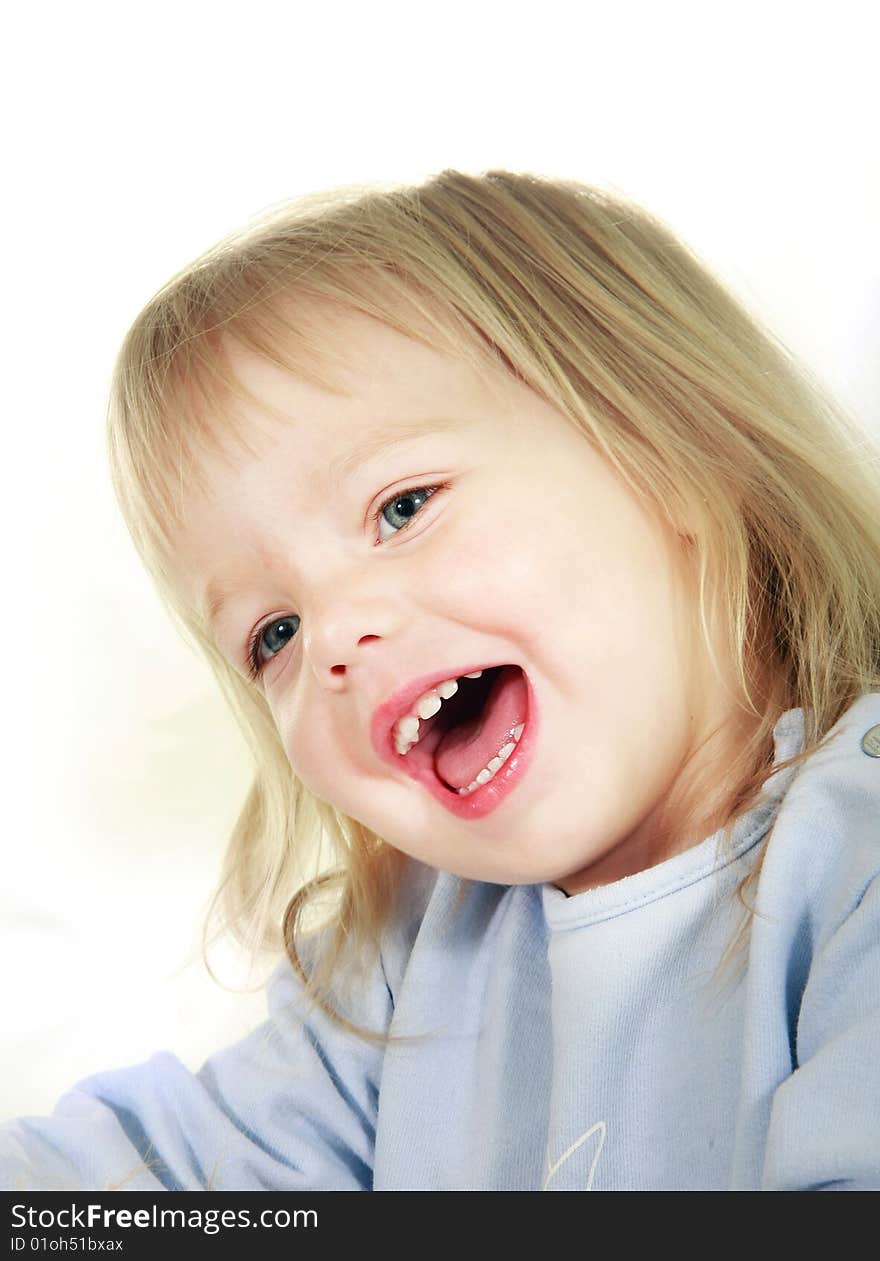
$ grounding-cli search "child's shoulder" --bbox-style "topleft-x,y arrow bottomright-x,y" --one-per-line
378,857 -> 512,988
760,691 -> 880,949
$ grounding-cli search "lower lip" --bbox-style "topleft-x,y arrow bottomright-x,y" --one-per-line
389,669 -> 538,820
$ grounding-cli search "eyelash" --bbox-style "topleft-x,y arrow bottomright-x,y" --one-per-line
244,482 -> 444,682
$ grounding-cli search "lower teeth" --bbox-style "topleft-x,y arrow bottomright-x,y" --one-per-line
456,724 -> 525,795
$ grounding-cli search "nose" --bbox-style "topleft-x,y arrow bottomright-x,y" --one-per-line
300,583 -> 400,687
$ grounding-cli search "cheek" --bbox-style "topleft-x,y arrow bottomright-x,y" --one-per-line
280,728 -> 354,813
419,513 -> 556,633
411,502 -> 594,677
270,693 -> 332,794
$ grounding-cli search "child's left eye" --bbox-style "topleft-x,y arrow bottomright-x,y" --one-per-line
372,484 -> 442,543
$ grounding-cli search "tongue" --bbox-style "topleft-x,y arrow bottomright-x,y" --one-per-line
434,666 -> 528,790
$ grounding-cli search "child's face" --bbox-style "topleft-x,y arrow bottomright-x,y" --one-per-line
172,304 -> 751,894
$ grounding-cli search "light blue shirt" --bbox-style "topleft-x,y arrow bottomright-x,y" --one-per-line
3,694 -> 879,1190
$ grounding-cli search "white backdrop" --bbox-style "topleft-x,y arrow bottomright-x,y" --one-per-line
2,0 -> 877,1118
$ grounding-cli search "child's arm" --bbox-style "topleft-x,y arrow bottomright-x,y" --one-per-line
0,931 -> 390,1191
762,870 -> 880,1190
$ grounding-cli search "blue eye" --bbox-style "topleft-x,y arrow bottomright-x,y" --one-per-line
374,484 -> 440,543
244,482 -> 443,681
246,615 -> 300,681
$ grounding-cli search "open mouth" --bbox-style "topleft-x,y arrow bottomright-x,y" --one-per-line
397,664 -> 528,795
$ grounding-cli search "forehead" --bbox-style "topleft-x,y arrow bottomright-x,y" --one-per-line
164,296 -> 604,608
170,306 -> 516,568
180,304 -> 521,496
222,302 -> 514,433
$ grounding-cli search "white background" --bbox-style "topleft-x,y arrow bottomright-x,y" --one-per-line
1,0 -> 877,1117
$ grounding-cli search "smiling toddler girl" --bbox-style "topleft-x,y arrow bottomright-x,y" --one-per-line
3,169 -> 879,1190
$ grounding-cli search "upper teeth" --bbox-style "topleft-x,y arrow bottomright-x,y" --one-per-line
392,668 -> 526,795
393,670 -> 483,754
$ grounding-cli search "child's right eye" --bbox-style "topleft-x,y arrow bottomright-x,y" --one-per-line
246,615 -> 301,681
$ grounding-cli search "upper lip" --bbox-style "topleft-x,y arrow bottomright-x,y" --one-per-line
370,662 -> 509,759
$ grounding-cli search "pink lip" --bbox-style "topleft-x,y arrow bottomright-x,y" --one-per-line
370,663 -> 538,820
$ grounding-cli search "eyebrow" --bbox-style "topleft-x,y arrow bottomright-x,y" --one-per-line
201,415 -> 467,630
326,415 -> 467,480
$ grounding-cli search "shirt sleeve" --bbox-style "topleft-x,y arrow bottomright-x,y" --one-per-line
0,931 -> 392,1192
761,869 -> 880,1190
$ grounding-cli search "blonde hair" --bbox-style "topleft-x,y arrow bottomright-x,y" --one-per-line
106,168 -> 880,1039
